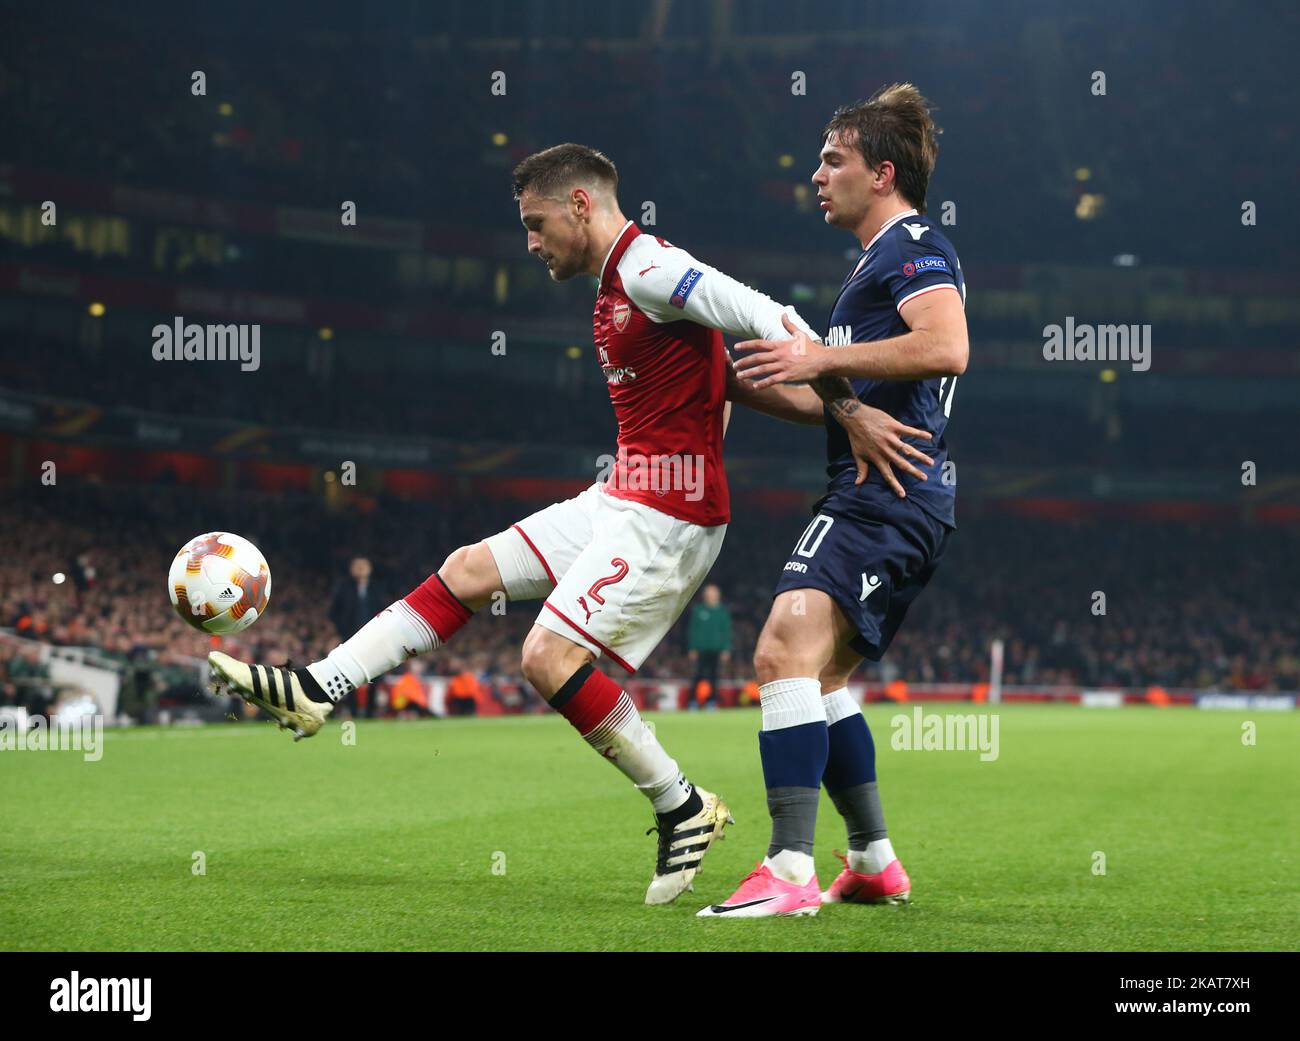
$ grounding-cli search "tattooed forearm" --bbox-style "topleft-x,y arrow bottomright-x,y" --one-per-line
811,375 -> 861,423
827,397 -> 862,421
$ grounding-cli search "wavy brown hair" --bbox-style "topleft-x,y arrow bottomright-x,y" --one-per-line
823,84 -> 941,213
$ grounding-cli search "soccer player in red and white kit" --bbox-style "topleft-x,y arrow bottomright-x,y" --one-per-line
209,143 -> 889,904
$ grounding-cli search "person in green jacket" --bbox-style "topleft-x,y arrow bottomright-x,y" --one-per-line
687,584 -> 732,710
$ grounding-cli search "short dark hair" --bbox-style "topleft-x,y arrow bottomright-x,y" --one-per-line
511,143 -> 619,201
822,84 -> 941,213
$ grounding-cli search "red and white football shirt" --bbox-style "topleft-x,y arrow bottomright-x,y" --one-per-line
592,220 -> 817,527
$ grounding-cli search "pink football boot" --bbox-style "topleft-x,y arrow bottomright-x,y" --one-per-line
697,863 -> 821,918
821,850 -> 911,905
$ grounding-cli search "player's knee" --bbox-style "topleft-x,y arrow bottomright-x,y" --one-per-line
438,542 -> 499,606
517,626 -> 559,691
754,624 -> 826,686
519,630 -> 548,691
520,626 -> 591,697
753,629 -> 794,686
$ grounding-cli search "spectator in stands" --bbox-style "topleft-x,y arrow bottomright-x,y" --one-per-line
388,659 -> 432,718
7,646 -> 53,716
445,657 -> 482,717
328,557 -> 389,719
0,642 -> 16,707
328,557 -> 386,638
686,584 -> 732,710
70,552 -> 96,599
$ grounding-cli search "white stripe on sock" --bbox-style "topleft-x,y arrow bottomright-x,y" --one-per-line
584,692 -> 687,813
759,677 -> 825,731
396,599 -> 441,651
309,599 -> 439,693
822,686 -> 861,726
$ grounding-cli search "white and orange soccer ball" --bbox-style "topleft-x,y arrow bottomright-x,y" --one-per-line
168,532 -> 271,635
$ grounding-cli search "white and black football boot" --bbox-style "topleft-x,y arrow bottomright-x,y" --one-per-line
208,651 -> 334,741
644,786 -> 734,905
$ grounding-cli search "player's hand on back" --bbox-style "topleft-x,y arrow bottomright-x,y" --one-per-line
838,405 -> 934,498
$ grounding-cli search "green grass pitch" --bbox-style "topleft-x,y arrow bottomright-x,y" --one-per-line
2,705 -> 1296,951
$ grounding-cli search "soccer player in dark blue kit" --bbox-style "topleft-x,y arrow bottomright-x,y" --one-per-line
700,84 -> 969,918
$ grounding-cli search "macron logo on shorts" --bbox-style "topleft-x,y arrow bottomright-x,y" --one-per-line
669,268 -> 704,308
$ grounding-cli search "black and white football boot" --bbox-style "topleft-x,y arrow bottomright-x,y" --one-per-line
208,651 -> 336,741
644,785 -> 734,905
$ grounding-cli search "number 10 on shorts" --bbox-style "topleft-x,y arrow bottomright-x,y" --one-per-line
795,515 -> 834,558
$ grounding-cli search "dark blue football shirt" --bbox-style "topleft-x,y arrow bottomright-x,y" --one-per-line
822,207 -> 965,528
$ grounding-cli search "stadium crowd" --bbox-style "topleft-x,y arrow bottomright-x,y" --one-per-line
3,482 -> 1297,724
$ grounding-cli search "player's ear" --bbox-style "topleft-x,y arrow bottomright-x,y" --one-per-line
570,186 -> 590,221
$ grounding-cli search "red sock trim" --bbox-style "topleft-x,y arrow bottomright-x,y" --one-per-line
559,668 -> 624,737
404,572 -> 473,644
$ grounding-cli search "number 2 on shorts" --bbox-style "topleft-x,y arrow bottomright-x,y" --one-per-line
586,557 -> 630,605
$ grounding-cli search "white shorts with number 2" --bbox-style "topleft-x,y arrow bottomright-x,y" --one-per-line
484,482 -> 726,673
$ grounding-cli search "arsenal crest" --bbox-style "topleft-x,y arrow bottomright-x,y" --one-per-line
613,301 -> 631,332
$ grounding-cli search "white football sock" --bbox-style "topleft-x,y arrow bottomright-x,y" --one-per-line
584,692 -> 690,814
307,600 -> 438,701
758,677 -> 825,731
821,686 -> 860,725
642,769 -> 694,815
764,848 -> 816,886
849,838 -> 897,875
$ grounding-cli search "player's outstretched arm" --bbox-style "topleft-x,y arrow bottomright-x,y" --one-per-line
732,290 -> 968,388
620,237 -> 821,345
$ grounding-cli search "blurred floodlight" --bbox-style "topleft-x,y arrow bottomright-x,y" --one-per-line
1075,193 -> 1105,220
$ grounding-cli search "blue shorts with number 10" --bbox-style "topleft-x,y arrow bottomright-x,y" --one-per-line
772,489 -> 953,661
